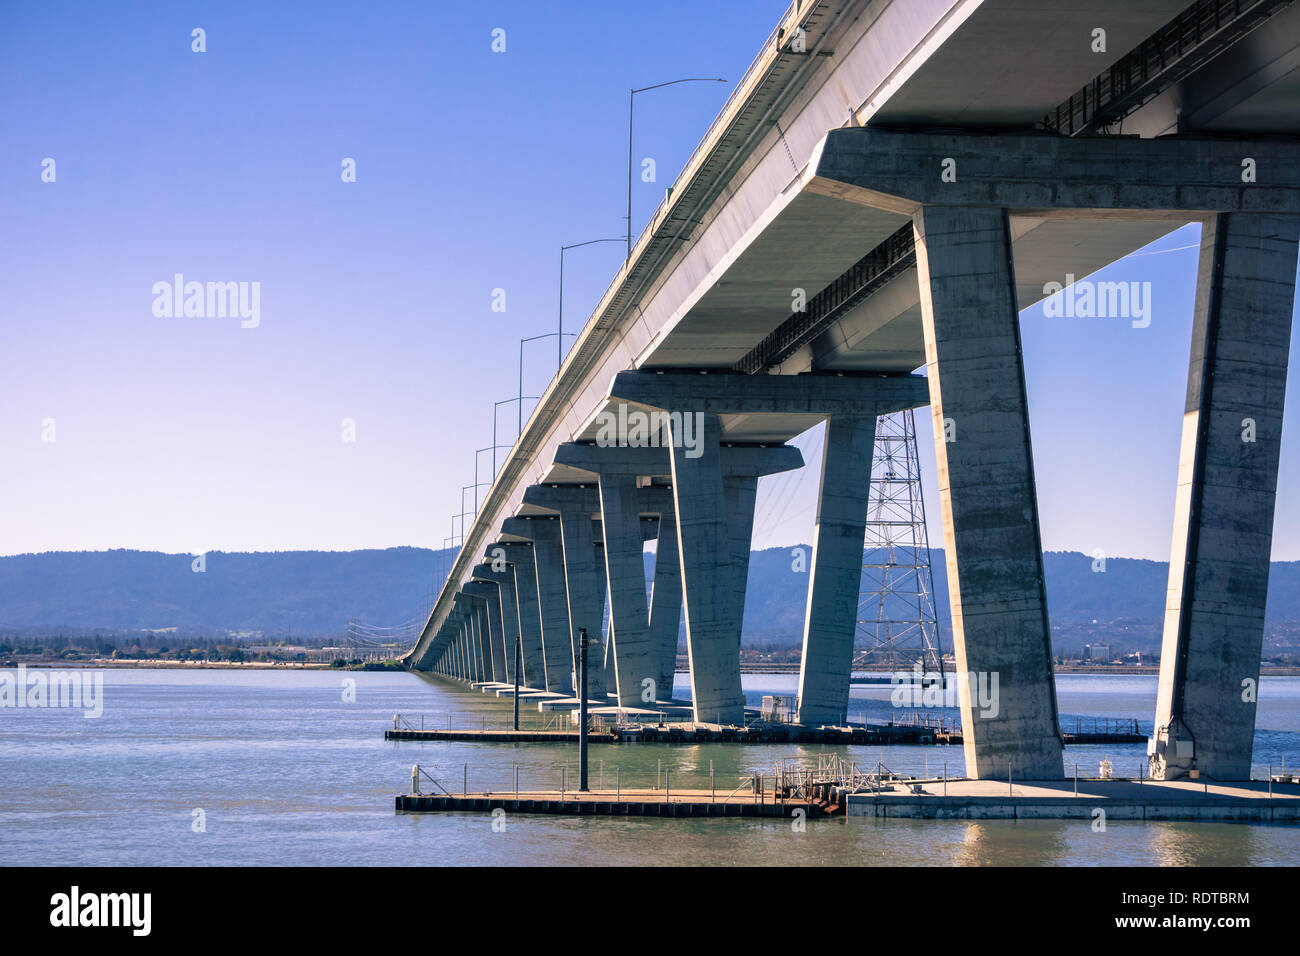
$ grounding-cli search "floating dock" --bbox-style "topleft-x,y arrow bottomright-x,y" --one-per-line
845,777 -> 1300,823
385,723 -> 1142,746
395,787 -> 829,818
386,723 -> 955,744
435,682 -> 1145,746
387,728 -> 613,743
393,778 -> 1300,824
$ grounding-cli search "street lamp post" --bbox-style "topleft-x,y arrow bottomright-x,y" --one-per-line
512,624 -> 522,731
519,334 -> 548,435
450,488 -> 480,588
440,532 -> 457,594
626,77 -> 726,259
492,399 -> 536,471
457,486 -> 478,529
519,332 -> 572,434
558,239 -> 622,373
471,456 -> 488,513
579,626 -> 590,792
474,446 -> 509,506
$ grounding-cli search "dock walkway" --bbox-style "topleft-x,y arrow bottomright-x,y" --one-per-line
385,724 -> 1142,746
396,788 -> 825,818
846,778 -> 1300,823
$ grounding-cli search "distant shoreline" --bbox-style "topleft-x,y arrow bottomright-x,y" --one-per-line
6,660 -> 1300,677
5,659 -> 336,670
1055,664 -> 1300,676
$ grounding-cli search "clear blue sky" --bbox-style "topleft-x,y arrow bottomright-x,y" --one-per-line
2,1 -> 1297,561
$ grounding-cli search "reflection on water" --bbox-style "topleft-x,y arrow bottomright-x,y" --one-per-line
1,668 -> 1298,866
952,820 -> 1070,867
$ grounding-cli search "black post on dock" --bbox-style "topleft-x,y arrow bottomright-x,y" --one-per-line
512,622 -> 521,731
579,626 -> 589,792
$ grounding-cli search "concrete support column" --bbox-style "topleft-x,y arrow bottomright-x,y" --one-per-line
1152,212 -> 1300,781
455,613 -> 466,679
495,574 -> 518,684
499,542 -> 545,688
599,473 -> 654,706
458,617 -> 470,679
451,622 -> 462,678
467,600 -> 488,686
795,414 -> 877,726
475,601 -> 492,682
462,616 -> 475,680
473,564 -> 517,684
562,516 -> 608,698
549,437 -> 804,718
549,445 -> 688,707
468,609 -> 481,681
504,517 -> 575,694
462,583 -> 498,682
594,542 -> 616,696
493,574 -> 520,686
451,617 -> 460,677
723,474 -> 759,648
522,486 -> 609,699
648,505 -> 683,699
913,203 -> 1063,780
670,412 -> 746,724
454,619 -> 465,679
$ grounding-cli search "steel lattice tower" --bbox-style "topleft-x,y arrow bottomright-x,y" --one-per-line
855,408 -> 946,676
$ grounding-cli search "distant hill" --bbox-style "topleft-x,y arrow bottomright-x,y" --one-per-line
0,548 -> 448,636
741,547 -> 1300,651
0,546 -> 1296,650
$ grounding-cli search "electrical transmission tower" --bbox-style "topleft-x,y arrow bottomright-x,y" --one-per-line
855,408 -> 946,676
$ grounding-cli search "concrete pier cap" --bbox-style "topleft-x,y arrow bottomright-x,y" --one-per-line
606,368 -> 931,418
805,127 -> 1300,218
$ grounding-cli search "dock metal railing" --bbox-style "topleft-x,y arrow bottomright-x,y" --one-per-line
390,707 -> 715,736
1066,716 -> 1142,736
391,710 -> 607,735
409,764 -> 453,796
411,752 -> 938,806
407,761 -> 851,804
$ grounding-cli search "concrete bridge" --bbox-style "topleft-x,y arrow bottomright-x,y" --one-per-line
406,0 -> 1300,782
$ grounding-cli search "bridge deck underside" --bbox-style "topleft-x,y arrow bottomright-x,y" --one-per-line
641,187 -> 1183,374
552,185 -> 1184,466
